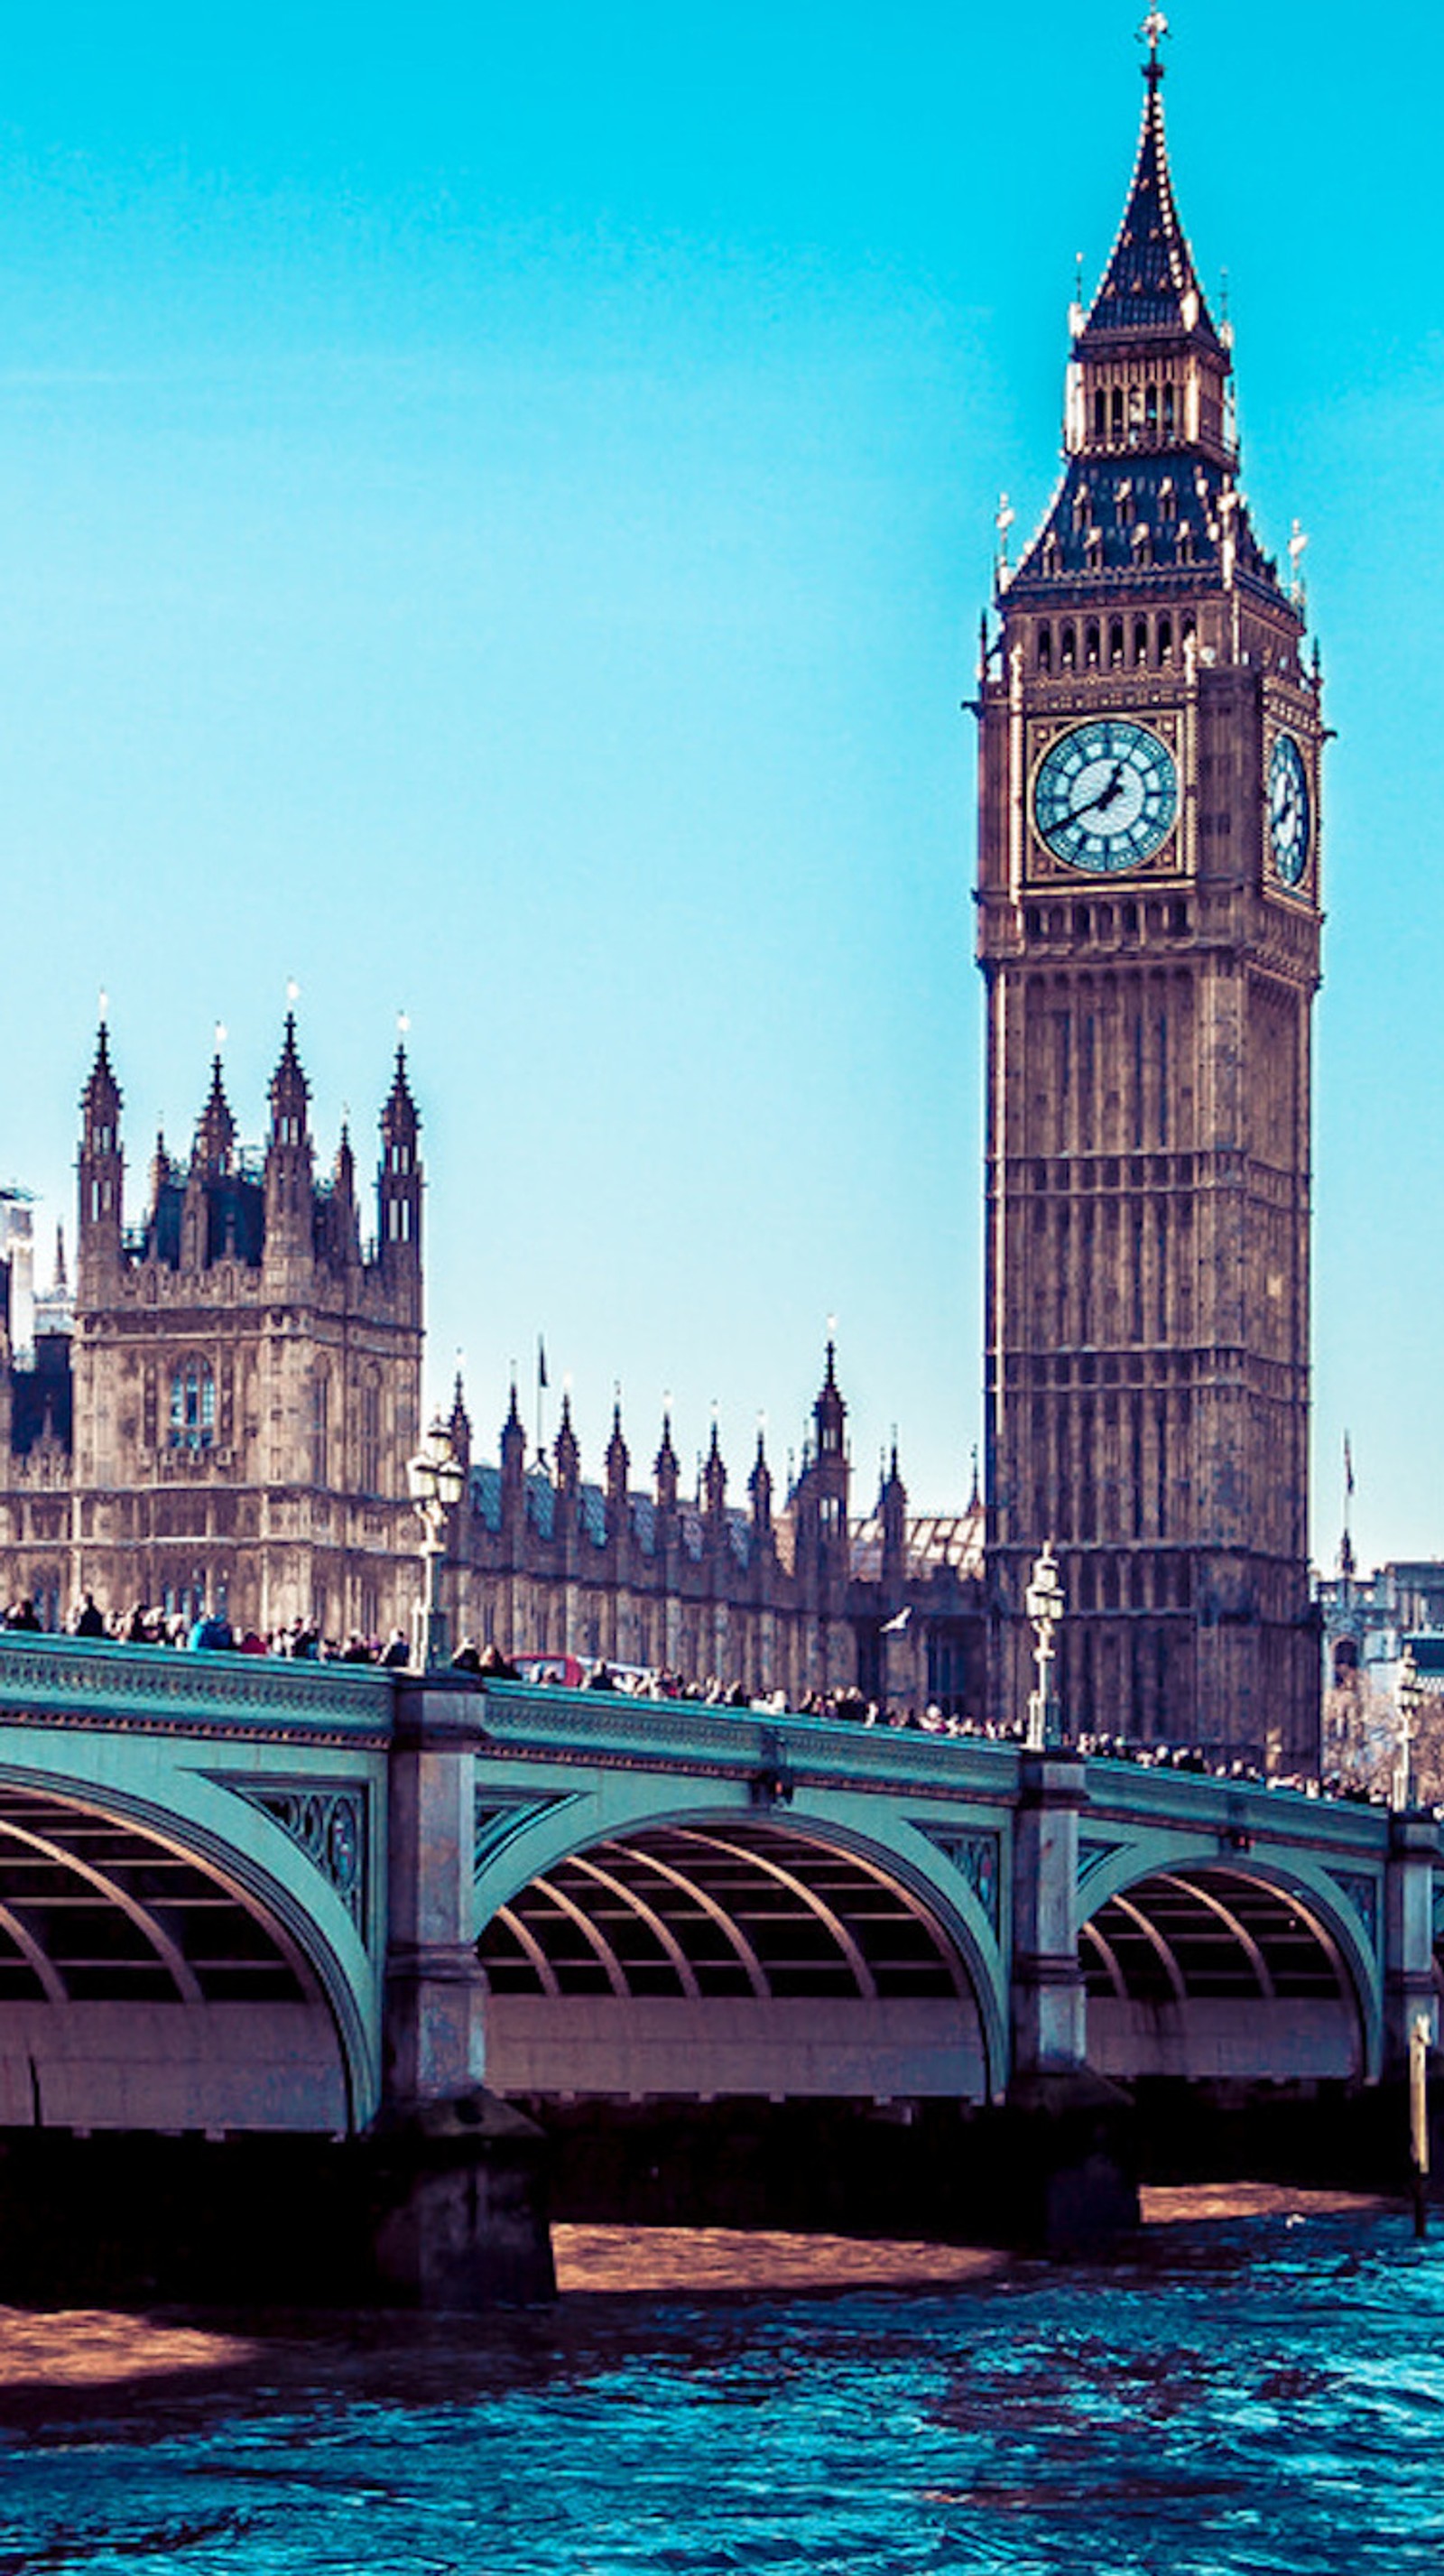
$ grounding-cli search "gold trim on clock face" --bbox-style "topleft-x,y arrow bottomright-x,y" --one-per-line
1032,718 -> 1179,873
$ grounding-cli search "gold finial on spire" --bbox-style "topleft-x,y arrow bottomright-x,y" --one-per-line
1139,6 -> 1169,82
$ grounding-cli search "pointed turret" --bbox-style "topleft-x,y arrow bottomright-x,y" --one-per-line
606,1397 -> 630,1524
703,1414 -> 727,1523
748,1422 -> 773,1540
880,1439 -> 907,1589
378,1044 -> 422,1303
78,1020 -> 124,1287
796,1339 -> 850,1567
553,1389 -> 579,1500
1007,19 -> 1291,615
500,1378 -> 526,1523
1076,21 -> 1220,359
654,1410 -> 680,1515
192,1055 -> 236,1181
814,1340 -> 846,1461
329,1121 -> 361,1266
268,1013 -> 311,1146
449,1370 -> 472,1479
264,1014 -> 315,1259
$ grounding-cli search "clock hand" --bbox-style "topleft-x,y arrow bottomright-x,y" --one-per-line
1068,760 -> 1127,824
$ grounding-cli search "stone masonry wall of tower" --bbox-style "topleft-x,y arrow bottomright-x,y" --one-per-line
974,32 -> 1324,1766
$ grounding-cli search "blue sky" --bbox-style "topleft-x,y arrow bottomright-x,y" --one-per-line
0,1 -> 1437,1566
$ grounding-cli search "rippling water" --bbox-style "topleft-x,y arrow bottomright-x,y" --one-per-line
3,2210 -> 1443,2575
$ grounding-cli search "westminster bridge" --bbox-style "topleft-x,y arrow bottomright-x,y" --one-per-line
0,1633 -> 1437,2299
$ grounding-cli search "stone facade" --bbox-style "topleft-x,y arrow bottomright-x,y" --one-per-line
0,1030 -> 986,1706
0,1018 -> 424,1637
446,1360 -> 986,1711
975,42 -> 1323,1765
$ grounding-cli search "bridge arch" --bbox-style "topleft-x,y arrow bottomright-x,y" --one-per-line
0,1760 -> 379,2133
474,1784 -> 1006,2107
1078,1845 -> 1380,2086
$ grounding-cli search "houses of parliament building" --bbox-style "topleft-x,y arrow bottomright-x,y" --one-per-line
0,24 -> 1323,1760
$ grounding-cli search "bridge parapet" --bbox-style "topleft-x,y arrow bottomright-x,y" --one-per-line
0,1631 -> 393,1745
476,1681 -> 1023,1803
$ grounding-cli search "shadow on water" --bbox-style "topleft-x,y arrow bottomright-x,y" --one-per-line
3,2210 -> 1444,2574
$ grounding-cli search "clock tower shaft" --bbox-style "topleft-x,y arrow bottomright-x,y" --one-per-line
976,32 -> 1324,1766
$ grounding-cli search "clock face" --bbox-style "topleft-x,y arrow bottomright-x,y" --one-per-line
1268,733 -> 1310,888
1032,719 -> 1178,872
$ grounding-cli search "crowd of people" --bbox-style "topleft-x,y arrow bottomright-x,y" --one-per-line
3,1593 -> 411,1666
0,1596 -> 1393,1804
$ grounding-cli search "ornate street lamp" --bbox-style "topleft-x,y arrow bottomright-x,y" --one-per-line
1394,1641 -> 1426,1812
1024,1541 -> 1066,1750
406,1418 -> 466,1672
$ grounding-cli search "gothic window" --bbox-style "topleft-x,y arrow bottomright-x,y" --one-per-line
1093,387 -> 1106,442
1070,486 -> 1088,534
169,1361 -> 216,1452
1133,617 -> 1149,667
1108,618 -> 1124,668
1110,386 -> 1124,440
311,1369 -> 329,1487
1158,615 -> 1173,663
1041,534 -> 1060,576
1060,623 -> 1077,671
1158,478 -> 1176,523
360,1377 -> 382,1494
1085,621 -> 1100,668
1133,525 -> 1152,568
1117,481 -> 1134,526
1162,382 -> 1177,437
1085,532 -> 1102,573
1037,624 -> 1052,672
1144,382 -> 1158,436
387,1197 -> 412,1242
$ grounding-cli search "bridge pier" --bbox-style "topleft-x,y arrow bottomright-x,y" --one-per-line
1005,1751 -> 1138,2246
1384,1813 -> 1440,2076
375,1678 -> 555,2305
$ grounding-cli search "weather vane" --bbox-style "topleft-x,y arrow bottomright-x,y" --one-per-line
1139,8 -> 1169,79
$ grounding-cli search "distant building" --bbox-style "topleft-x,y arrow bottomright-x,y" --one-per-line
0,1023 -> 986,1708
0,1018 -> 423,1636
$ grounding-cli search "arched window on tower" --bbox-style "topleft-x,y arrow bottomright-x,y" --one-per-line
1110,386 -> 1124,440
360,1376 -> 382,1494
1162,382 -> 1177,438
1085,621 -> 1100,669
311,1368 -> 329,1487
1093,387 -> 1106,443
1037,625 -> 1052,673
1133,617 -> 1149,667
169,1361 -> 216,1453
1060,623 -> 1077,672
1108,619 -> 1124,669
1144,382 -> 1159,438
1159,615 -> 1174,664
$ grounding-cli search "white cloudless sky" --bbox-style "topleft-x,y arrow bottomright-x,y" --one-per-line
0,1 -> 1437,1567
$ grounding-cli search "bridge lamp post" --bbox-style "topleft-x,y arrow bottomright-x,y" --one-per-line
1394,1642 -> 1426,1812
1024,1542 -> 1066,1751
406,1421 -> 466,1673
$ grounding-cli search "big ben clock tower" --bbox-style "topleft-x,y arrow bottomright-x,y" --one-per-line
977,14 -> 1323,1765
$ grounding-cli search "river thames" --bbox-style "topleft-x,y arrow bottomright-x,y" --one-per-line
0,2194 -> 1440,2575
